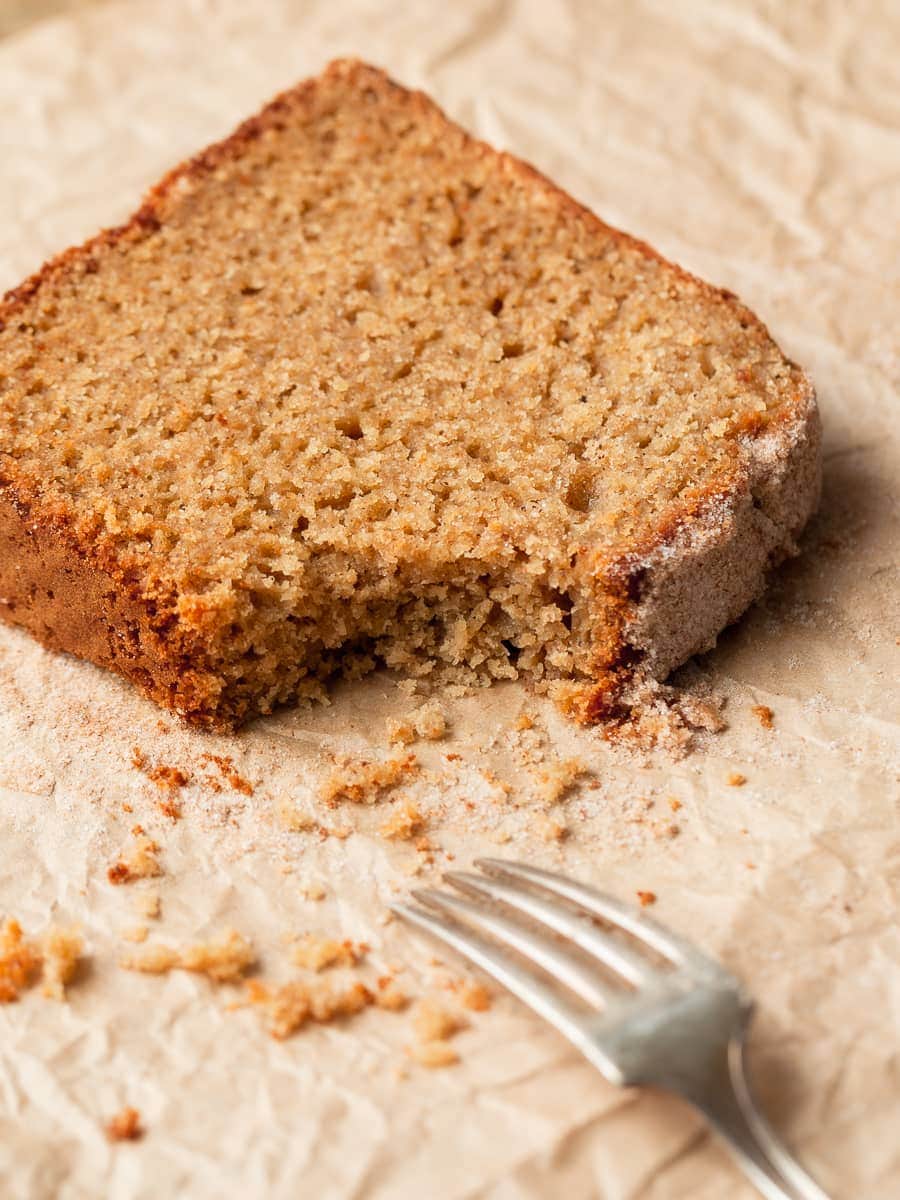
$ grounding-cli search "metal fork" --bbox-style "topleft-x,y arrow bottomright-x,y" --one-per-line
392,859 -> 830,1200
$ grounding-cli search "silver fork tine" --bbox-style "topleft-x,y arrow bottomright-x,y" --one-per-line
445,870 -> 657,988
411,887 -> 617,1009
390,901 -> 622,1079
476,858 -> 730,981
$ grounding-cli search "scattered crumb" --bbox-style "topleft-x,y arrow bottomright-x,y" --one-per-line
119,944 -> 179,975
201,754 -> 254,795
0,919 -> 84,1003
324,823 -> 353,840
120,925 -> 149,944
41,926 -> 84,999
374,978 -> 409,1011
290,934 -> 366,972
147,765 -> 189,791
413,997 -> 465,1042
636,890 -> 657,908
534,757 -> 588,805
751,705 -> 774,730
727,772 -> 747,787
457,982 -> 492,1012
677,695 -> 727,733
386,717 -> 416,746
277,798 -> 316,832
105,1106 -> 143,1142
157,796 -> 182,821
247,978 -> 374,1040
134,891 -> 161,920
387,700 -> 447,745
320,752 -> 418,806
132,748 -> 190,796
0,919 -> 41,1003
379,800 -> 424,841
481,769 -> 513,801
669,798 -> 683,812
179,930 -> 256,983
535,813 -> 568,842
409,1041 -> 459,1068
107,834 -> 163,885
121,929 -> 254,984
514,711 -> 535,731
301,881 -> 326,902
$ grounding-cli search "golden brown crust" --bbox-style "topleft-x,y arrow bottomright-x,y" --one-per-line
0,59 -> 820,728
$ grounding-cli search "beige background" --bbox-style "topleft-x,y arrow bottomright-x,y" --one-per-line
0,1 -> 898,1198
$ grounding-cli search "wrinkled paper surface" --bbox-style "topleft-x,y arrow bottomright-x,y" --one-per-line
0,2 -> 898,1197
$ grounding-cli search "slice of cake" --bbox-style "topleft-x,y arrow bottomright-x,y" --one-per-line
0,60 -> 820,730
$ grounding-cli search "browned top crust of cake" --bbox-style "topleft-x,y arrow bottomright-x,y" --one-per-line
0,59 -> 821,728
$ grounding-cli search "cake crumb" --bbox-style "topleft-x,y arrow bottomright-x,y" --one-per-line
147,765 -> 189,792
320,752 -> 418,806
751,705 -> 774,730
534,757 -> 588,805
121,925 -> 149,944
379,800 -> 424,841
247,978 -> 374,1040
119,944 -> 179,975
514,711 -> 535,731
132,748 -> 190,797
41,926 -> 84,999
669,797 -> 683,812
301,881 -> 326,902
457,982 -> 492,1011
409,1041 -> 459,1068
121,929 -> 254,983
134,891 -> 161,919
277,798 -> 317,832
387,700 -> 447,745
106,1106 -> 143,1142
0,919 -> 41,1003
107,834 -> 163,885
536,813 -> 568,842
201,754 -> 254,795
481,769 -> 512,801
727,772 -> 747,787
636,890 -> 657,907
374,978 -> 409,1011
677,696 -> 727,733
157,796 -> 182,822
413,997 -> 465,1042
290,934 -> 366,972
324,823 -> 353,840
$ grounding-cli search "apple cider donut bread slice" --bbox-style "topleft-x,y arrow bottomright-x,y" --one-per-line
0,60 -> 820,729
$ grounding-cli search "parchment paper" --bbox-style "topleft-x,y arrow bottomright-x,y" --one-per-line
0,2 -> 898,1197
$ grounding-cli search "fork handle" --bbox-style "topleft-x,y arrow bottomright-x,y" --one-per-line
684,1040 -> 831,1200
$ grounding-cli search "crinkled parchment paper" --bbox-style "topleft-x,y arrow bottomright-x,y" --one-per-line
0,2 -> 898,1197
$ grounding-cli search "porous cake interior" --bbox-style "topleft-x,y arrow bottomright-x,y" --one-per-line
0,63 -> 804,725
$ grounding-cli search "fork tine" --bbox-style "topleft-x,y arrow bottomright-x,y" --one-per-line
390,901 -> 625,1081
445,870 -> 657,987
411,887 -> 617,1009
475,859 -> 731,981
